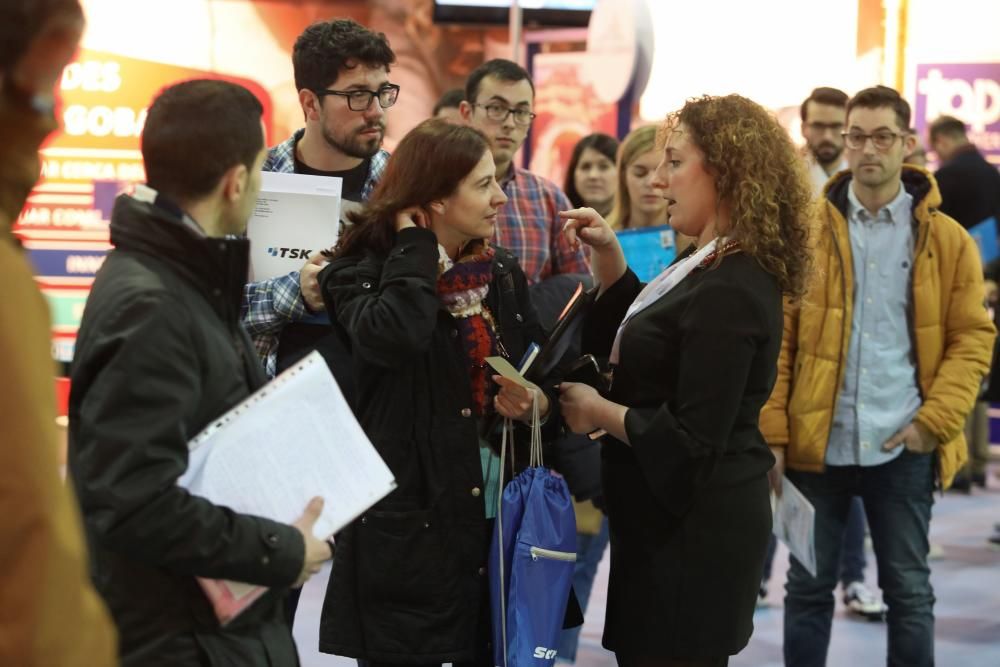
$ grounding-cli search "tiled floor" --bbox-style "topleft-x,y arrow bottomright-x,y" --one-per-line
295,468 -> 1000,667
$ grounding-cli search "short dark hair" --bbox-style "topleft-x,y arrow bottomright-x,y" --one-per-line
433,88 -> 465,116
293,19 -> 395,92
929,115 -> 967,142
0,0 -> 82,73
800,87 -> 849,122
846,85 -> 911,130
465,59 -> 534,105
141,79 -> 264,201
564,133 -> 619,209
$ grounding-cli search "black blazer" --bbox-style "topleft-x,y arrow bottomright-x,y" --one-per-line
582,250 -> 782,655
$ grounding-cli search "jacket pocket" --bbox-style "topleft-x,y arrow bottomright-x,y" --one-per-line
356,508 -> 452,608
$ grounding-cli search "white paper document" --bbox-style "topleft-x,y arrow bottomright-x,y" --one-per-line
772,476 -> 817,577
246,171 -> 342,281
178,351 -> 396,540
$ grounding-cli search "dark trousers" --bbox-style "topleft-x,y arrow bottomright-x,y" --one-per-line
283,587 -> 303,627
762,496 -> 867,585
783,451 -> 935,667
616,654 -> 728,667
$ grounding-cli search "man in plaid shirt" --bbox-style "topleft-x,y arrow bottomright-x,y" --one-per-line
459,59 -> 590,285
242,19 -> 396,379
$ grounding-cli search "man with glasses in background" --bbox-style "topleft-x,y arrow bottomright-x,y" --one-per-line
241,17 -> 396,626
459,59 -> 589,285
761,85 -> 995,667
801,87 -> 849,193
760,85 -> 887,622
243,18 -> 397,380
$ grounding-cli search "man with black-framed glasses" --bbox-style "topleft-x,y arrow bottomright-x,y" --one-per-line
760,86 -> 886,625
240,19 -> 396,630
459,59 -> 589,286
762,85 -> 995,667
242,18 -> 397,382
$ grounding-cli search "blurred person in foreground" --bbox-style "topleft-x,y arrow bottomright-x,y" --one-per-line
559,94 -> 813,667
0,0 -> 117,664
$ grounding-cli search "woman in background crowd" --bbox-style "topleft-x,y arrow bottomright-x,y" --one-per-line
609,125 -> 695,251
559,94 -> 813,667
565,132 -> 619,219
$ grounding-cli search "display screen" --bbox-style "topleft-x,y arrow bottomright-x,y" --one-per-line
433,0 -> 595,27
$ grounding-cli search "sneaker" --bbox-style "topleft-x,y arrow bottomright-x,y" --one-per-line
843,581 -> 887,621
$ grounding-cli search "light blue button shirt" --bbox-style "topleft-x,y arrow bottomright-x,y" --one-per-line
826,184 -> 923,466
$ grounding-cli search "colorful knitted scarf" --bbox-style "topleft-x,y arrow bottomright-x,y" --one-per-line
437,241 -> 498,417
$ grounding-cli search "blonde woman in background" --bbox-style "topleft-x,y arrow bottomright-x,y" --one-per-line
609,126 -> 695,251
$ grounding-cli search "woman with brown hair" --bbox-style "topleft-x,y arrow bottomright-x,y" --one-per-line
316,118 -> 555,667
558,94 -> 813,667
564,132 -> 619,218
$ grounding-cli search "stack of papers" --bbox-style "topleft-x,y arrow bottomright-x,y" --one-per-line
772,476 -> 817,577
178,351 -> 396,622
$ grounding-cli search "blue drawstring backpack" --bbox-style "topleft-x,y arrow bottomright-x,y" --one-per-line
490,398 -> 576,667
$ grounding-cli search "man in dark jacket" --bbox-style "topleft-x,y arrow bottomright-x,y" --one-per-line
929,114 -> 1000,230
68,80 -> 332,666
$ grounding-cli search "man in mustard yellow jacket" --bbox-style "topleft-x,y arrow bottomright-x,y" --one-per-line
760,86 -> 995,667
0,2 -> 117,665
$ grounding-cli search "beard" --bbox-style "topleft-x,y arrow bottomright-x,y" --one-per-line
322,122 -> 385,160
811,141 -> 844,167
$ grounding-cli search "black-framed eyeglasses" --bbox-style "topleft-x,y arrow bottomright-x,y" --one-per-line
314,84 -> 400,112
842,129 -> 903,151
472,102 -> 536,126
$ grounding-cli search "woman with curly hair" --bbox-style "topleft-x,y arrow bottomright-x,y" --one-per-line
558,94 -> 813,667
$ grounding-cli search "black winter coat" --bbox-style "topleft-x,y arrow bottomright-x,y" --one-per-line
68,193 -> 304,667
316,227 -> 547,663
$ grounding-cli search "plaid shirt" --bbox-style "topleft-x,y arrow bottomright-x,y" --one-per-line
242,129 -> 389,377
494,165 -> 590,285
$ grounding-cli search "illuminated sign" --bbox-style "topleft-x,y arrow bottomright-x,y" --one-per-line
13,50 -> 273,362
915,62 -> 1000,167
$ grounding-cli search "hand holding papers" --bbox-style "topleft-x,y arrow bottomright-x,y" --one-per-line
177,351 -> 396,622
246,172 -> 343,281
772,476 -> 817,577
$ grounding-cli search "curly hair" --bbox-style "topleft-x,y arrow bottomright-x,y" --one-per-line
659,94 -> 814,298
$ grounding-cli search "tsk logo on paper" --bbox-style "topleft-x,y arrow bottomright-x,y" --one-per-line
266,247 -> 313,259
533,647 -> 558,660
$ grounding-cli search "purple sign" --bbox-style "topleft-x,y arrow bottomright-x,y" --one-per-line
915,62 -> 1000,167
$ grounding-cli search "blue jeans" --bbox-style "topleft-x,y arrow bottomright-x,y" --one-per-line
783,451 -> 935,667
556,518 -> 610,663
762,496 -> 867,585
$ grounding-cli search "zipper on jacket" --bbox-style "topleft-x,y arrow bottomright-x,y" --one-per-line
529,546 -> 577,563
